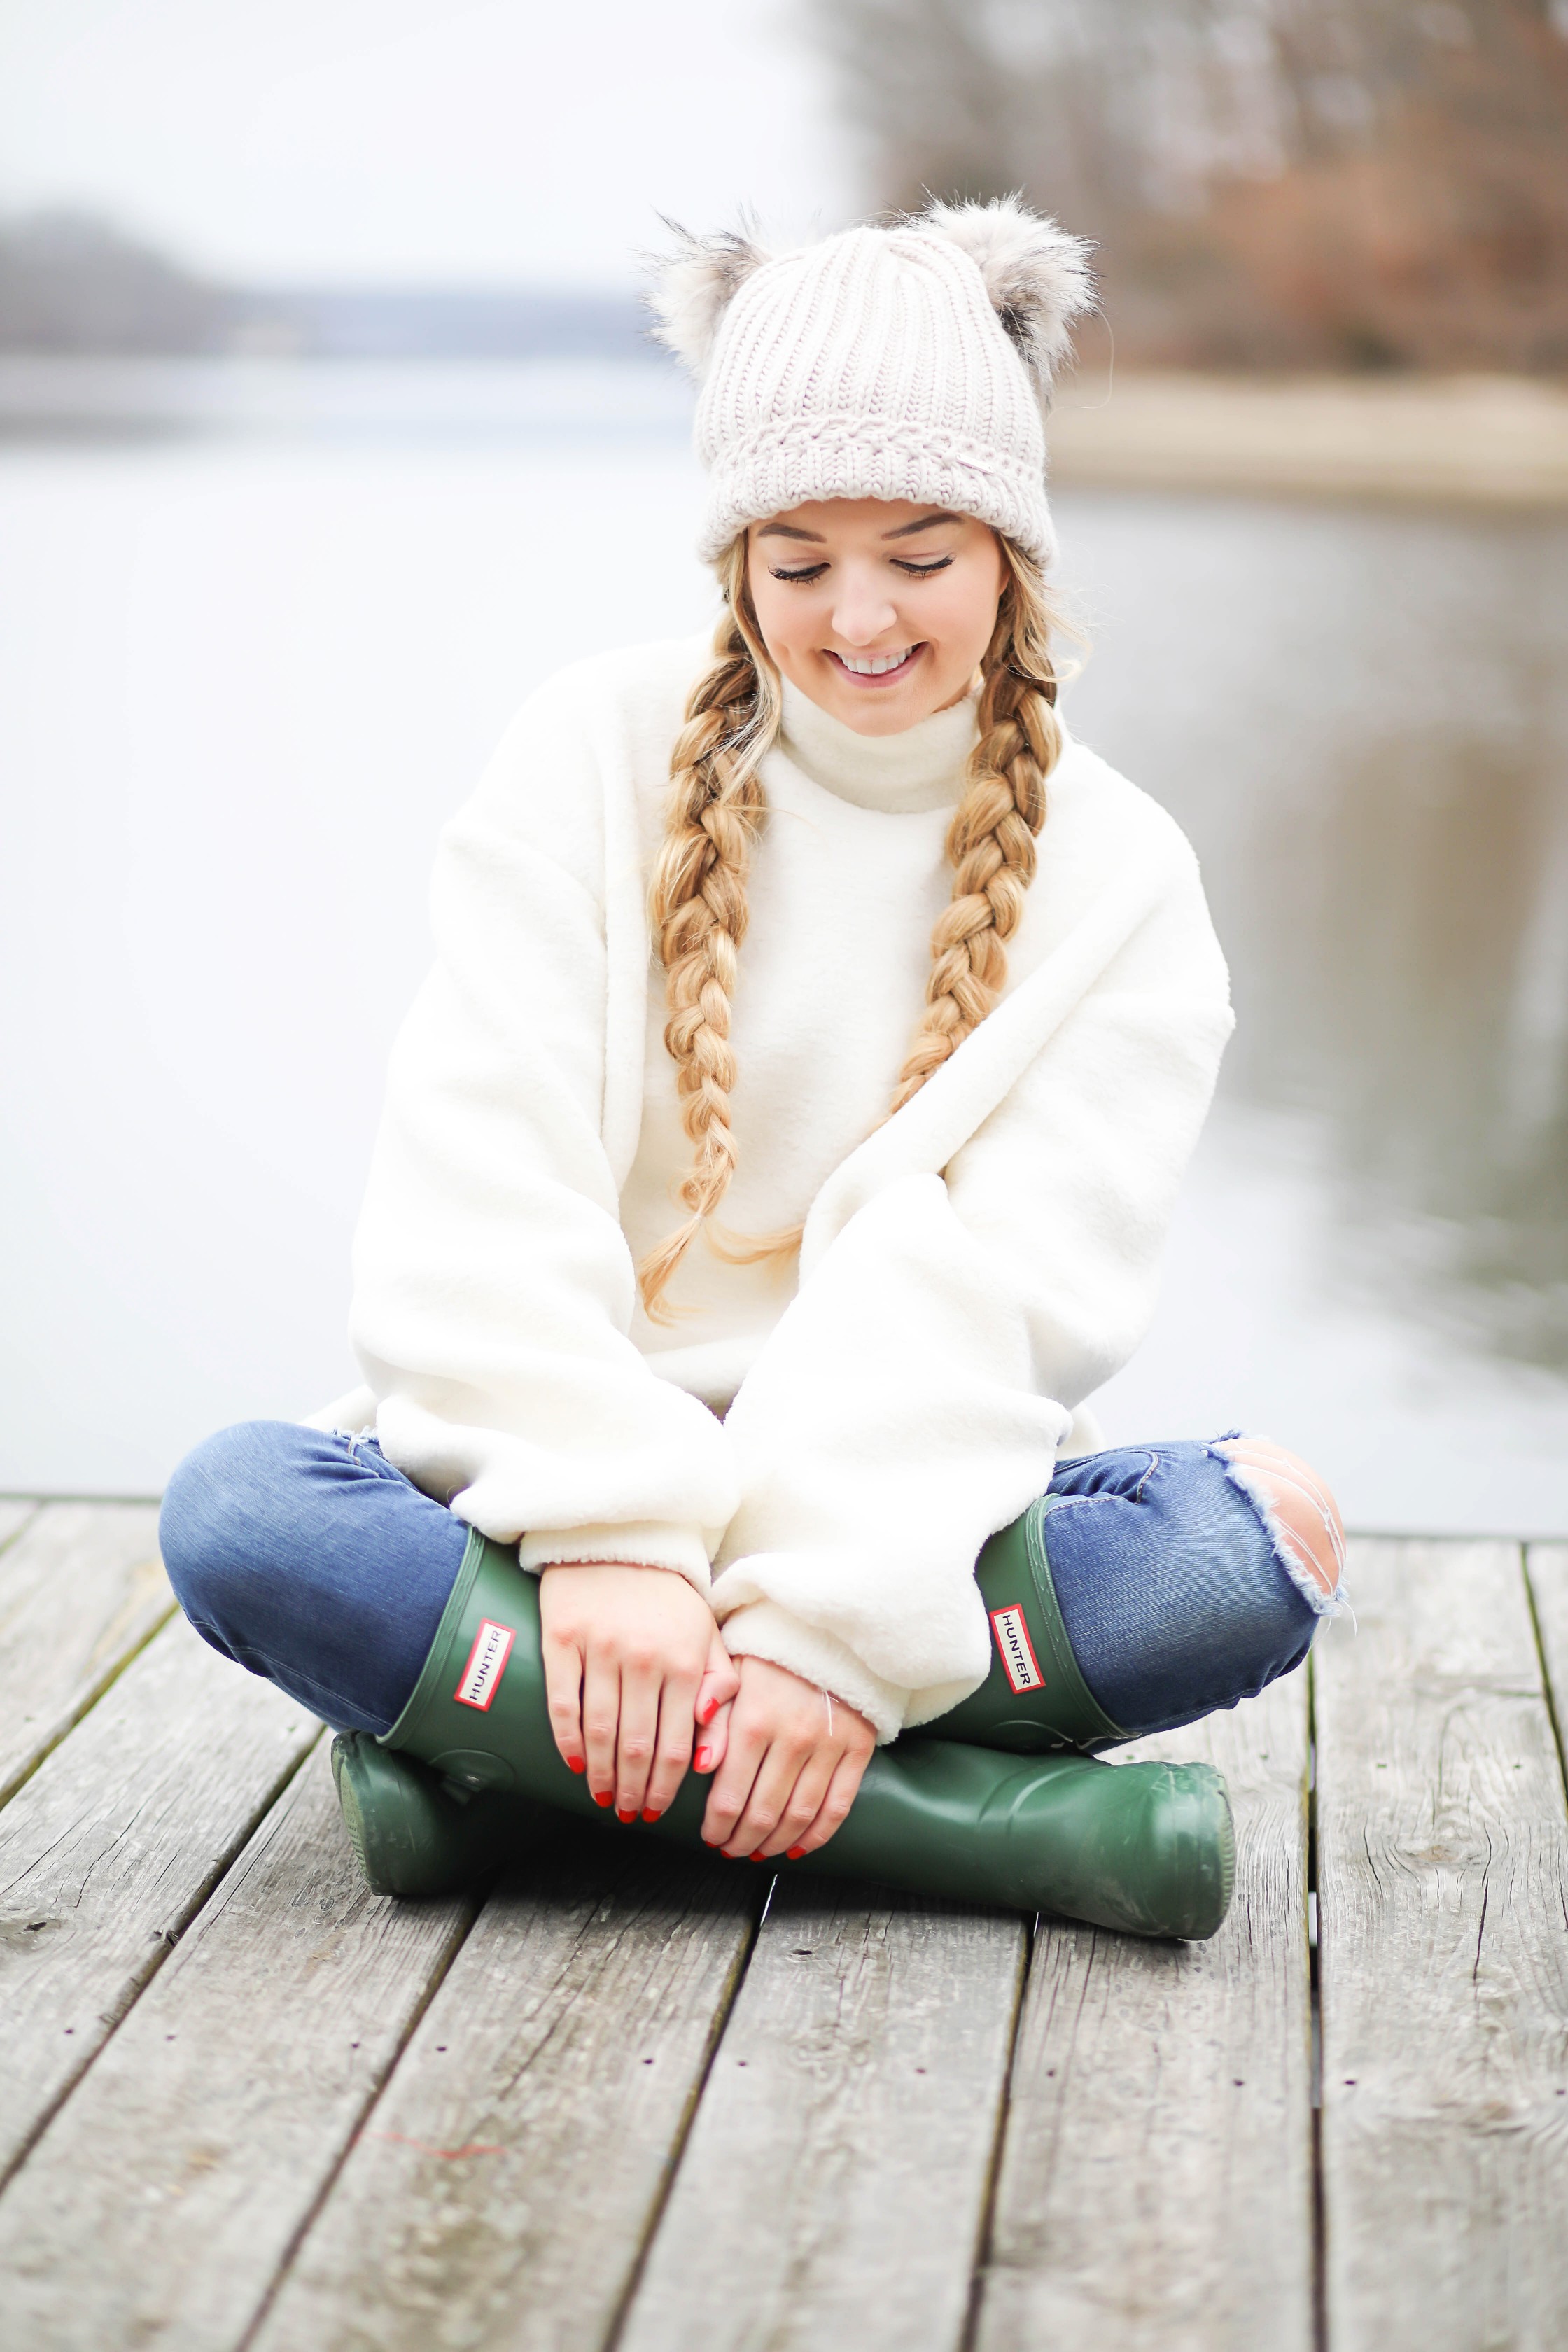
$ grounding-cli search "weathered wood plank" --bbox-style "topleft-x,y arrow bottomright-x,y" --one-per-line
0,1501 -> 38,1553
1526,1543 -> 1568,1765
620,1881 -> 1025,2352
0,1614 -> 317,2185
251,1837 -> 757,2352
0,1500 -> 172,1807
972,1674 -> 1314,2352
1315,1537 -> 1568,2352
0,1742 -> 475,2350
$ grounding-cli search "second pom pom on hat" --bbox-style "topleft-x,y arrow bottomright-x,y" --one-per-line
648,196 -> 1096,567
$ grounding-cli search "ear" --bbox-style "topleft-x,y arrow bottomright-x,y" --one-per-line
916,195 -> 1096,397
645,220 -> 776,380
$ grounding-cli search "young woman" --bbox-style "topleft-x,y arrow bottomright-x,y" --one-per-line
160,200 -> 1344,1940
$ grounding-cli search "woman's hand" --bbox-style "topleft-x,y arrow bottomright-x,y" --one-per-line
538,1563 -> 738,1822
698,1655 -> 876,1861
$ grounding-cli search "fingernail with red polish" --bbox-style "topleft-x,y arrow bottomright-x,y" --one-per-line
617,1808 -> 637,1823
566,1756 -> 586,1774
787,1846 -> 806,1860
694,1746 -> 712,1771
750,1851 -> 767,1862
642,1808 -> 661,1822
698,1696 -> 718,1726
593,1790 -> 612,1807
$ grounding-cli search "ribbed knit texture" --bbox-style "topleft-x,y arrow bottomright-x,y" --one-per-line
694,224 -> 1056,564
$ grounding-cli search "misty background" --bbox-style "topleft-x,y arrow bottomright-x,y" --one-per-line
2,0 -> 1565,1536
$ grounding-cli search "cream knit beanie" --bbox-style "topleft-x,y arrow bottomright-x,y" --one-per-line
648,197 -> 1094,567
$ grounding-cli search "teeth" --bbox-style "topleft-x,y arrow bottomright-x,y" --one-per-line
836,647 -> 914,676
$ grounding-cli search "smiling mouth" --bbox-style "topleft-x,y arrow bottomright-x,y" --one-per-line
827,645 -> 922,683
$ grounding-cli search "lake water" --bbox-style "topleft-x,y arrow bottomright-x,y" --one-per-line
2,361 -> 1564,1532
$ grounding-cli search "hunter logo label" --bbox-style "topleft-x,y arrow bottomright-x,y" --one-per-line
454,1618 -> 515,1711
990,1604 -> 1044,1695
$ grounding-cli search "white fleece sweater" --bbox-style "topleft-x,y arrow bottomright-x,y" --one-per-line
321,633 -> 1233,1739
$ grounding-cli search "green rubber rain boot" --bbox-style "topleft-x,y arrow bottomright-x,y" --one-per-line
330,1730 -> 550,1898
930,1494 -> 1128,1754
342,1527 -> 1233,1940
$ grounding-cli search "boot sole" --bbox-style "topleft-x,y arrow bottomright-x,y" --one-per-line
331,1732 -> 520,1898
1152,1761 -> 1236,1941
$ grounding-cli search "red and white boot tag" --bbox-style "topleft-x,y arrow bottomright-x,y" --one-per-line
454,1619 -> 515,1712
989,1604 -> 1044,1695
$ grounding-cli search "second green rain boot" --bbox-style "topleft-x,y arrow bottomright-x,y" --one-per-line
337,1527 -> 1234,1940
330,1730 -> 551,1898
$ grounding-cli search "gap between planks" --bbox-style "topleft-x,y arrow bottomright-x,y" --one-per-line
0,1613 -> 318,2192
972,1674 -> 1314,2352
617,1879 -> 1026,2352
0,1501 -> 39,1555
249,1834 -> 762,2352
1525,1543 -> 1568,1805
0,1743 -> 479,2351
0,1499 -> 174,1809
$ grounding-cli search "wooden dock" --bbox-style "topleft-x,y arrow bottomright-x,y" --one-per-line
1,1503 -> 1566,2349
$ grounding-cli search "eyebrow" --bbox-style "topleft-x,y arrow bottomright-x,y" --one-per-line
881,510 -> 964,539
755,510 -> 965,545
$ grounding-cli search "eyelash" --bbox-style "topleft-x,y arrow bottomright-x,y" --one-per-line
769,556 -> 955,584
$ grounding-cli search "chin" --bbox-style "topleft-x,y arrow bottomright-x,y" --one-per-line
813,662 -> 951,738
833,696 -> 930,738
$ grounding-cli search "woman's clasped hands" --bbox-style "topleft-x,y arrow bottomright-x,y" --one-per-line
537,1563 -> 875,1859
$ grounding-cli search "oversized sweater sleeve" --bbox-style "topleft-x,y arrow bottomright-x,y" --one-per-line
708,811 -> 1234,1740
349,659 -> 738,1583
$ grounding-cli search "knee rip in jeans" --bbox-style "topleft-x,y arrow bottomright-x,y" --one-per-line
1210,1434 -> 1349,1620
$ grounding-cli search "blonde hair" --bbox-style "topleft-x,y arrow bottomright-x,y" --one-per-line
638,531 -> 1067,1320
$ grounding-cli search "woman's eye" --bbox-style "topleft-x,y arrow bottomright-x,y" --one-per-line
894,557 -> 954,578
770,563 -> 829,584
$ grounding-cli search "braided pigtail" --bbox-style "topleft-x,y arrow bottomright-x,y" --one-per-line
637,542 -> 783,1321
890,540 -> 1065,1113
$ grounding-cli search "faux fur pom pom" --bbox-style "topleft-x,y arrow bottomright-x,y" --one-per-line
645,222 -> 776,379
917,195 -> 1096,396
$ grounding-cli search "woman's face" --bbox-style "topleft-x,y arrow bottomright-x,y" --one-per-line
746,498 -> 1006,737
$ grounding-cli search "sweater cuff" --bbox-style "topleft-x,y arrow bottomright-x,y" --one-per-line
516,1522 -> 712,1594
718,1600 -> 909,1744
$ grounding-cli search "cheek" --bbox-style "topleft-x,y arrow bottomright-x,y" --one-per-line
926,570 -> 1001,662
747,570 -> 797,662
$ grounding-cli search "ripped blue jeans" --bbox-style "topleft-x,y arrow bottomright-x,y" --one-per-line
158,1422 -> 1341,1742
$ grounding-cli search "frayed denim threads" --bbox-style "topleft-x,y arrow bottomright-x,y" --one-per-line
1039,1436 -> 1326,1740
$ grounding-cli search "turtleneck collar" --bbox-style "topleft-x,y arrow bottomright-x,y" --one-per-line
776,677 -> 978,814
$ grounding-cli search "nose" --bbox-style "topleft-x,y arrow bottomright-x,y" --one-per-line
830,568 -> 901,648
